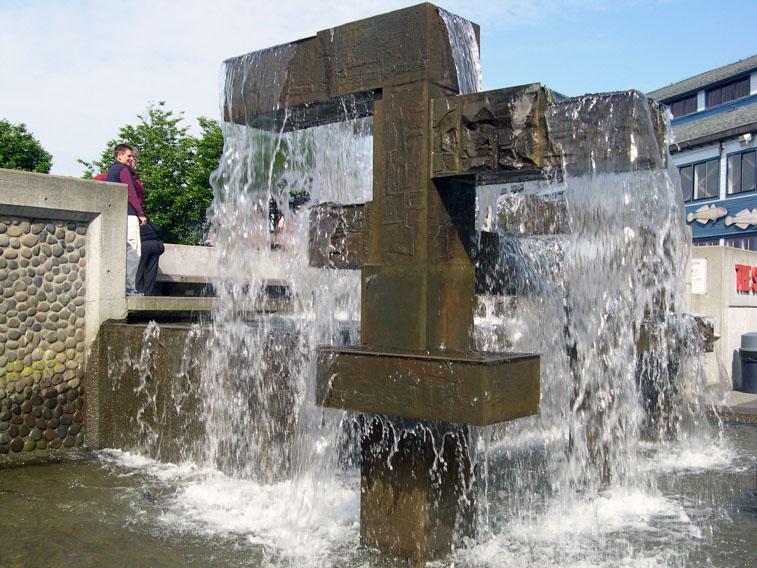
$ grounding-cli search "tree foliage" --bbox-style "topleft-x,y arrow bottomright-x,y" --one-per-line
0,119 -> 53,173
80,102 -> 223,245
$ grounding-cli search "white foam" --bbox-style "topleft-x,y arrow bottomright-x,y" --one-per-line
457,489 -> 700,567
164,475 -> 358,561
639,437 -> 742,474
98,449 -> 359,564
515,489 -> 695,538
99,448 -> 200,481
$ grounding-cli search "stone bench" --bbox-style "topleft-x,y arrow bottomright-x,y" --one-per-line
156,243 -> 215,286
141,243 -> 294,317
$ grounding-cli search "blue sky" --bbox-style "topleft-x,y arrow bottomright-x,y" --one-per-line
1,0 -> 755,177
483,0 -> 756,95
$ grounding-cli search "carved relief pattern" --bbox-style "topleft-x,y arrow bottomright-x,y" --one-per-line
379,87 -> 426,258
431,84 -> 554,179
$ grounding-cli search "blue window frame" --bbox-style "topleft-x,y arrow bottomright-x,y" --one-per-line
679,157 -> 719,203
726,149 -> 756,195
669,95 -> 697,118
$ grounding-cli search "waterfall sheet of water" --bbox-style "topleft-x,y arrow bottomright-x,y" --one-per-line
464,92 -> 729,564
181,44 -> 369,563
438,8 -> 482,95
106,18 -> 752,568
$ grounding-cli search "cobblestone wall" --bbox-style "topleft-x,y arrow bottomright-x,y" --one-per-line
0,216 -> 87,454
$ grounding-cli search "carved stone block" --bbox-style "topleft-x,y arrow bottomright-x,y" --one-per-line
546,90 -> 668,176
431,83 -> 557,180
308,202 -> 368,269
223,4 -> 475,130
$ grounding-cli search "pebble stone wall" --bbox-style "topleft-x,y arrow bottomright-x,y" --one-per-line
0,216 -> 87,454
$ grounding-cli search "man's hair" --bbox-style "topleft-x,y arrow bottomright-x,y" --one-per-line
113,143 -> 134,160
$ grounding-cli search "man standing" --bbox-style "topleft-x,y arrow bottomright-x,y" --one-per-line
105,144 -> 146,295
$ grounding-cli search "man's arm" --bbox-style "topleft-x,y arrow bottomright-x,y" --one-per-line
118,168 -> 147,221
133,175 -> 148,225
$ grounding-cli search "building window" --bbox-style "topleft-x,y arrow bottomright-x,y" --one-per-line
669,95 -> 697,118
693,238 -> 721,247
705,76 -> 750,108
727,149 -> 756,195
679,157 -> 719,202
679,165 -> 693,202
725,235 -> 757,251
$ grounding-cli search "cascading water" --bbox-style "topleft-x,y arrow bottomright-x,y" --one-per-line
203,115 -> 371,479
438,8 -> 483,95
99,10 -> 755,568
459,89 -> 738,566
168,44 -> 371,562
440,11 -> 732,564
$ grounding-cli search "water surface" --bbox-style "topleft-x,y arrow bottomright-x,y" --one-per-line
1,423 -> 754,567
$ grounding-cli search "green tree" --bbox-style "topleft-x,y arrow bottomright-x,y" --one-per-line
80,102 -> 222,245
0,119 -> 53,173
184,117 -> 224,243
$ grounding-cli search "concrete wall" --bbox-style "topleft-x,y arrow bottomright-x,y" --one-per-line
688,246 -> 757,388
1,169 -> 128,347
84,322 -> 205,459
85,321 -> 301,472
0,169 -> 128,455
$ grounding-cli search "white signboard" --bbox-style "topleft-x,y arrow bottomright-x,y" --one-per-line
691,258 -> 707,295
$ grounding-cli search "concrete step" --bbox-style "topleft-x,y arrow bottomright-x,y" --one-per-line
711,390 -> 757,424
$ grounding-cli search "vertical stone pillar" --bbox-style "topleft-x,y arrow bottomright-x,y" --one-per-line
362,79 -> 475,352
360,417 -> 474,560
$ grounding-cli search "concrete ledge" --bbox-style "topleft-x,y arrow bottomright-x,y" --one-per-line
316,346 -> 540,426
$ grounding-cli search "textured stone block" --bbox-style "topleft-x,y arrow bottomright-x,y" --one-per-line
431,83 -> 557,181
359,264 -> 428,351
223,4 -> 473,130
360,417 -> 473,560
496,193 -> 569,236
546,90 -> 668,176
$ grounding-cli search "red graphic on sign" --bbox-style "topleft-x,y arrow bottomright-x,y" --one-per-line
752,266 -> 757,293
736,264 -> 751,293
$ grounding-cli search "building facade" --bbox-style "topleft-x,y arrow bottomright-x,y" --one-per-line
649,55 -> 757,250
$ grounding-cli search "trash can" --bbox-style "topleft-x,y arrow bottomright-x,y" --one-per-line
739,332 -> 757,394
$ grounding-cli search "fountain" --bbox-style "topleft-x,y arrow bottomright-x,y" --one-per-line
219,6 -> 550,559
206,3 -> 716,563
17,4 -> 751,567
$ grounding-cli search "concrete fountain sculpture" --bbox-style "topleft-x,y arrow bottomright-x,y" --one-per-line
222,2 -> 669,561
3,4 -> 754,567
